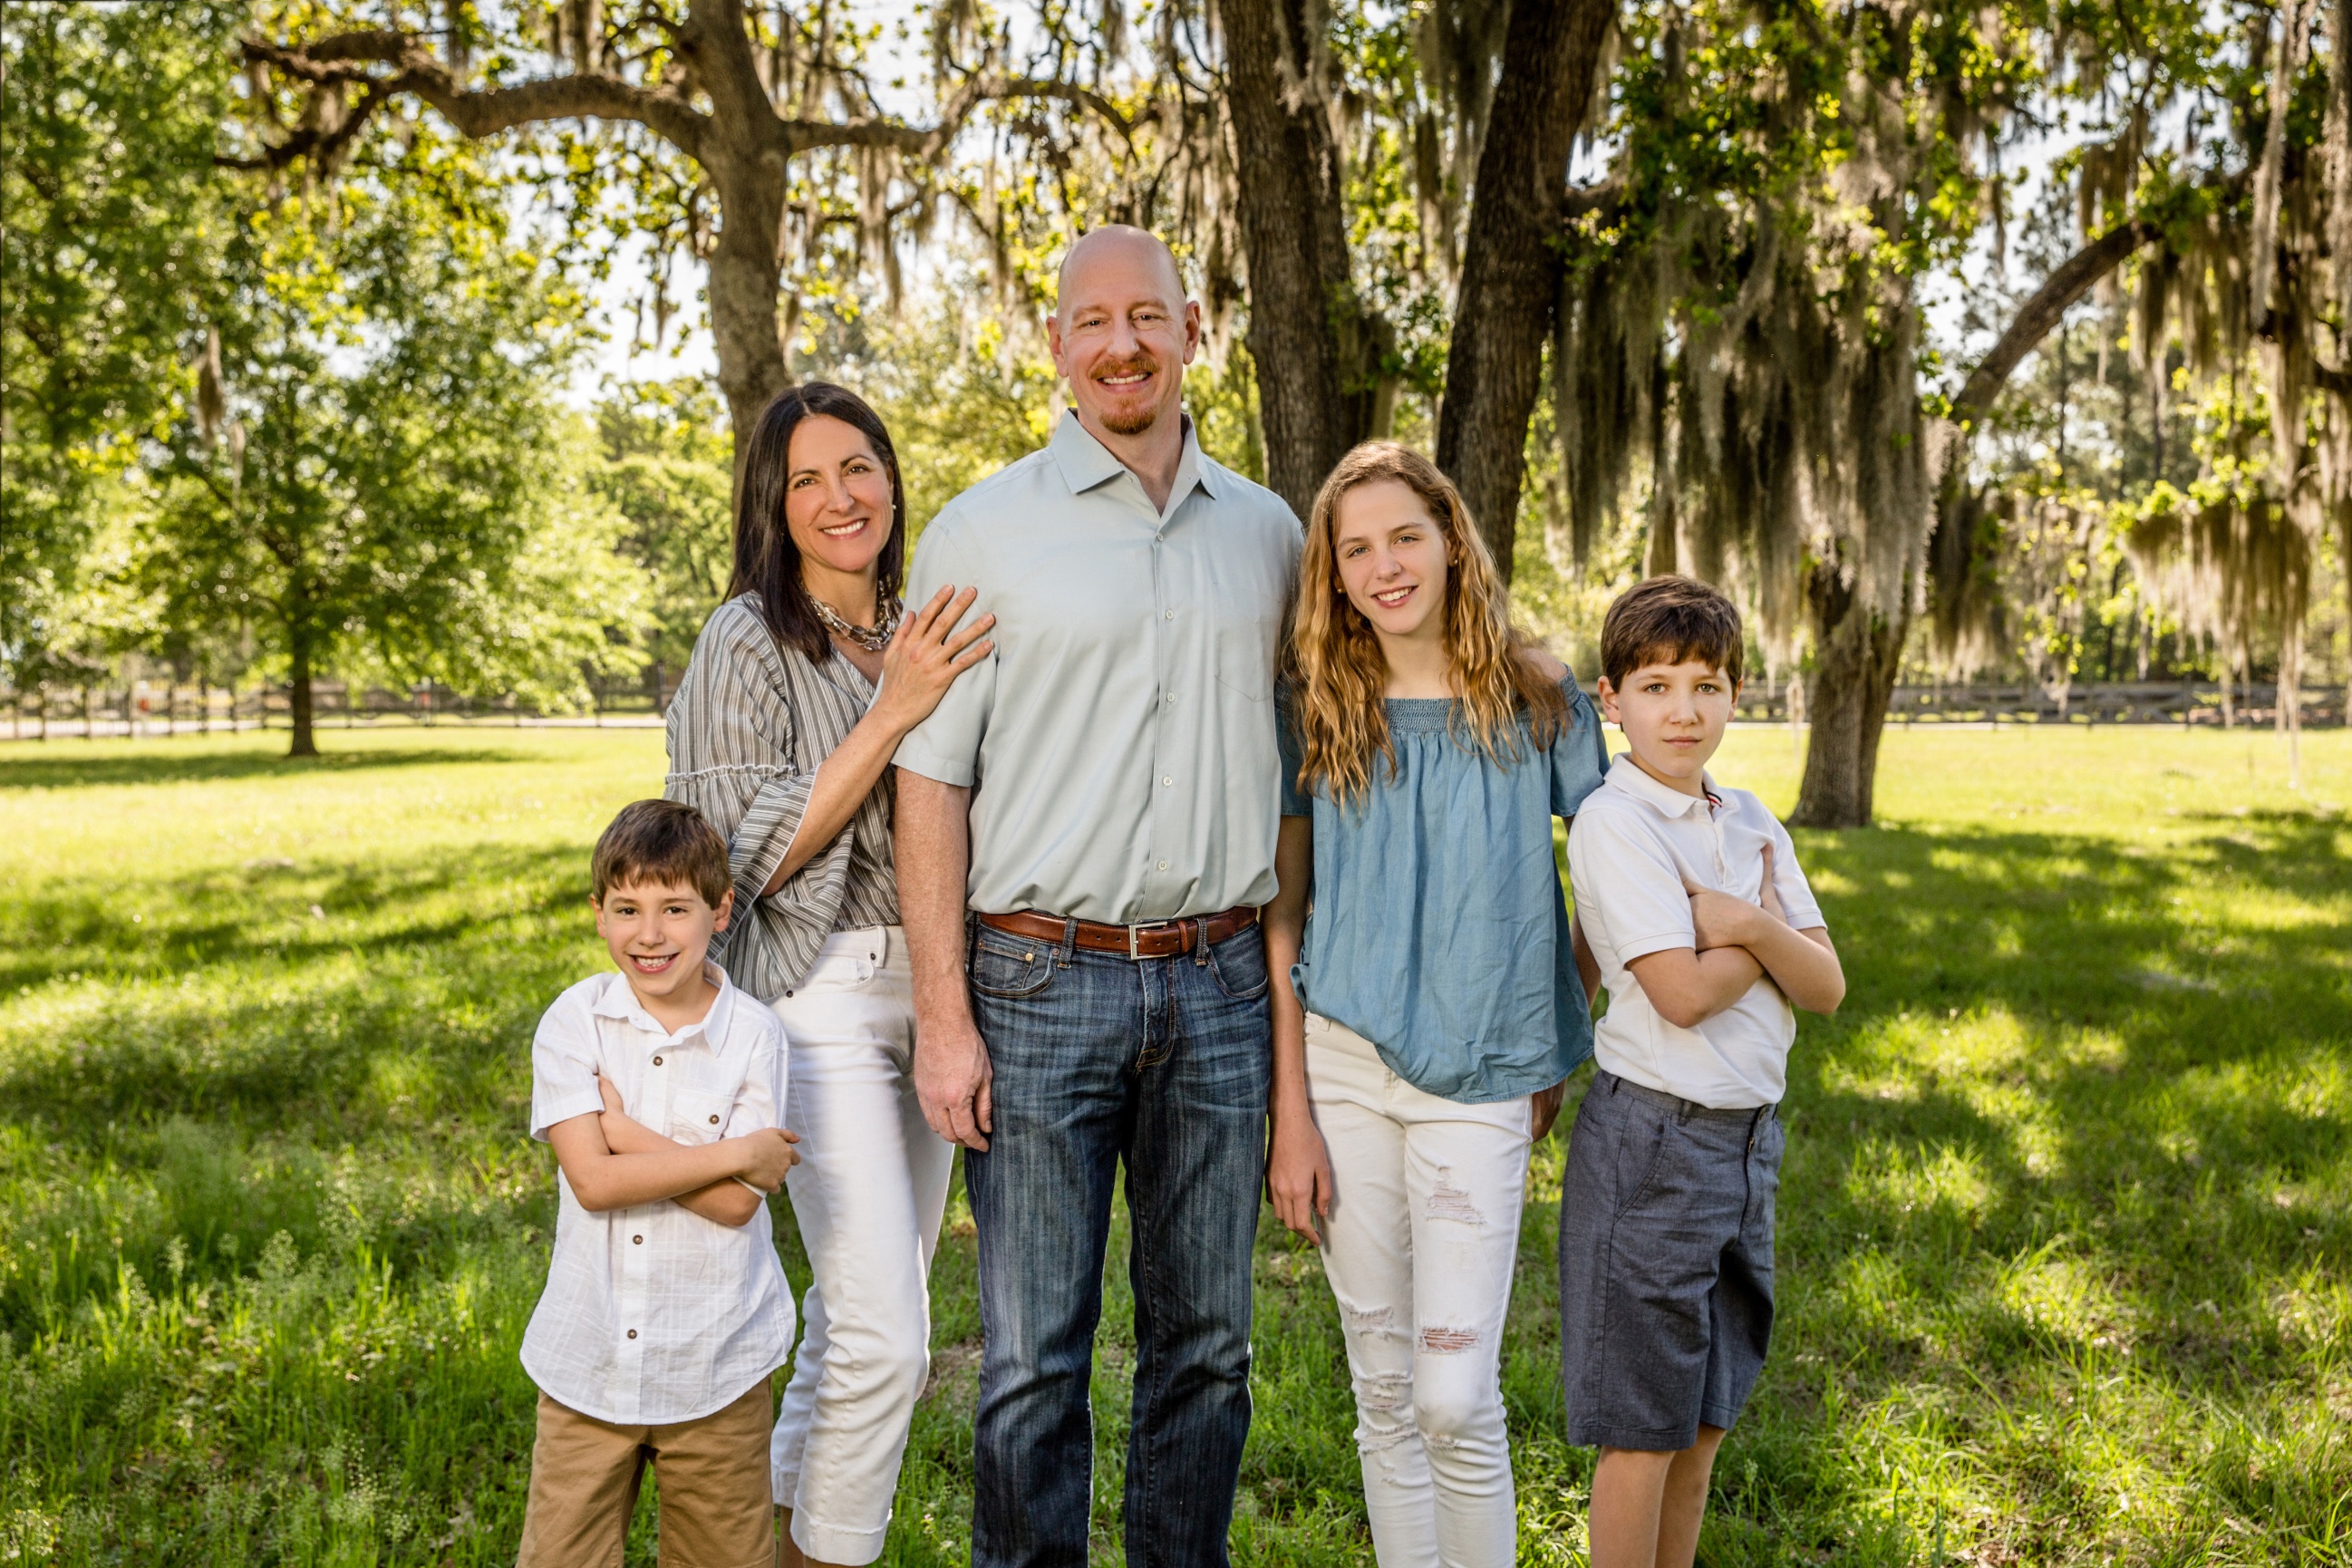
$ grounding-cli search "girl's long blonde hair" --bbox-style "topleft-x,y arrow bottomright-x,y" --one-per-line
1289,441 -> 1569,805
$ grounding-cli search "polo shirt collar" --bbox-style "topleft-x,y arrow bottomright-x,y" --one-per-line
1049,409 -> 1220,511
591,963 -> 737,1048
1605,751 -> 1719,818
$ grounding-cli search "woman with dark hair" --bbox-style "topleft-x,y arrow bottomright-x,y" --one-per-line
663,382 -> 992,1568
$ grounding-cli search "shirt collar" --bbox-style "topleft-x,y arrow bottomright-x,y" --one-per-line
1049,409 -> 1220,513
591,963 -> 737,1048
1605,751 -> 1719,818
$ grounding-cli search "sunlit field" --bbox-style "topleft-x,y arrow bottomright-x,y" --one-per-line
1,723 -> 2346,1565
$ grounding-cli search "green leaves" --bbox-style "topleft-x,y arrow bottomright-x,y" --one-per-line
1,1 -> 247,682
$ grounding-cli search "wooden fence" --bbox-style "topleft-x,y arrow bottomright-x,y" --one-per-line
1728,680 -> 2345,728
3,676 -> 2343,741
1,675 -> 682,740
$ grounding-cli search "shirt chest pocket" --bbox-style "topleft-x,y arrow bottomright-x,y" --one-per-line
669,1088 -> 738,1145
1213,607 -> 1274,702
1194,535 -> 1282,703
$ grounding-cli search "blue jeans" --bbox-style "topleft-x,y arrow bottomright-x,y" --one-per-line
963,918 -> 1273,1568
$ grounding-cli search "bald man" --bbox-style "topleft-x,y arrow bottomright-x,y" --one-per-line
892,227 -> 1302,1568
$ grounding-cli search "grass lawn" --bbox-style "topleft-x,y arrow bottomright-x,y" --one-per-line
1,722 -> 2347,1565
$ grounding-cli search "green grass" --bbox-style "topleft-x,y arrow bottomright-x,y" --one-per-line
2,723 -> 2347,1565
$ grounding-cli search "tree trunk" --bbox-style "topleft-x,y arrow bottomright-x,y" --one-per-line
705,234 -> 792,470
705,199 -> 795,469
1434,0 -> 1616,579
286,617 -> 319,759
1224,0 -> 1384,520
1790,564 -> 1905,828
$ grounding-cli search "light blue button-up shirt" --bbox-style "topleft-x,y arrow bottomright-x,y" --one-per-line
894,412 -> 1302,923
1279,677 -> 1610,1102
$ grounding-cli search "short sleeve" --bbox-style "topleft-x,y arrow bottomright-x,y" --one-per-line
1762,812 -> 1826,931
893,517 -> 996,786
1275,682 -> 1312,818
1566,809 -> 1696,964
529,989 -> 607,1142
726,1015 -> 788,1137
1549,680 -> 1609,818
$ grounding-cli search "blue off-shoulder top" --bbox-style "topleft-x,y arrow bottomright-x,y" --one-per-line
1278,674 -> 1609,1103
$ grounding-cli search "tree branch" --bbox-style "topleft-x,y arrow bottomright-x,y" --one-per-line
774,72 -> 1133,160
1950,217 -> 2157,429
217,67 -> 401,172
1562,174 -> 1624,222
238,34 -> 711,160
989,76 -> 1137,140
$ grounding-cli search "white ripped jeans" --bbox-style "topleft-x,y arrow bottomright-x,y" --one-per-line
768,927 -> 955,1566
1306,1012 -> 1532,1568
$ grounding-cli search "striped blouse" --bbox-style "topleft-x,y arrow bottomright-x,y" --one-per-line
663,594 -> 898,1002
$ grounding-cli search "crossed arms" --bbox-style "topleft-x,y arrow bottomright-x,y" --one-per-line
1615,843 -> 1844,1026
543,1078 -> 799,1228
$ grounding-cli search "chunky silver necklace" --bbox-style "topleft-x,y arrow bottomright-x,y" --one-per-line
810,593 -> 901,653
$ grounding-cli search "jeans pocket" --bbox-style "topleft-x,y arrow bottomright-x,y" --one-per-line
968,927 -> 1058,1000
1202,928 -> 1271,1001
799,951 -> 876,990
1617,1103 -> 1676,1212
1213,606 -> 1275,702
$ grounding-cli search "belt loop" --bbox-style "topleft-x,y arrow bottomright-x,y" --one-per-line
1058,915 -> 1079,970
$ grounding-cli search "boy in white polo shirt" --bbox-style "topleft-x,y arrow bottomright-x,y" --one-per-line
1561,577 -> 1845,1568
516,799 -> 800,1567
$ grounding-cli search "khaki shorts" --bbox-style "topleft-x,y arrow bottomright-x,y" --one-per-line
517,1381 -> 776,1568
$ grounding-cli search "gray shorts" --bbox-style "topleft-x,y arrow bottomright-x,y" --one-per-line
1557,1069 -> 1783,1451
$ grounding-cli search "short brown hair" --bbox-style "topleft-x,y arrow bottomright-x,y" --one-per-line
1600,576 -> 1745,689
591,799 -> 731,907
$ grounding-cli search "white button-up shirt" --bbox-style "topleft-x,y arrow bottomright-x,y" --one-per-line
894,411 -> 1302,923
1567,755 -> 1825,1109
520,967 -> 793,1424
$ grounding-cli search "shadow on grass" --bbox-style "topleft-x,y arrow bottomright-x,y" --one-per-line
1711,809 -> 2351,1555
0,840 -> 589,1131
0,840 -> 590,994
0,743 -> 537,791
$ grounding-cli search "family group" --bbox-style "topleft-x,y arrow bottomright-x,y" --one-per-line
508,227 -> 1844,1568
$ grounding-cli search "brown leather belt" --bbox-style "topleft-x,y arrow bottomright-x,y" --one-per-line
976,905 -> 1260,960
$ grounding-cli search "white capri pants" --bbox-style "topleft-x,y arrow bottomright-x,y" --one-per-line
768,926 -> 955,1565
1307,1011 -> 1533,1568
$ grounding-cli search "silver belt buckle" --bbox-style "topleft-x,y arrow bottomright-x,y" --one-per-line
1128,919 -> 1180,959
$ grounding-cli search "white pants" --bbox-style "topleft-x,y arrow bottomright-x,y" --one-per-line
768,927 -> 955,1565
1306,1012 -> 1532,1568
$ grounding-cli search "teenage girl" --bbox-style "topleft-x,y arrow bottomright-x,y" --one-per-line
1264,441 -> 1608,1567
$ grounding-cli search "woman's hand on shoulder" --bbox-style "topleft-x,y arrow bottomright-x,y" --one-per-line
1515,644 -> 1569,685
875,585 -> 995,734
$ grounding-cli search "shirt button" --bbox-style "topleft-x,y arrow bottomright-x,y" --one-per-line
708,1114 -> 720,1125
1163,776 -> 1173,786
626,1329 -> 638,1340
652,1055 -> 663,1066
1164,609 -> 1175,620
1166,692 -> 1176,703
633,1234 -> 644,1244
1157,860 -> 1169,871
